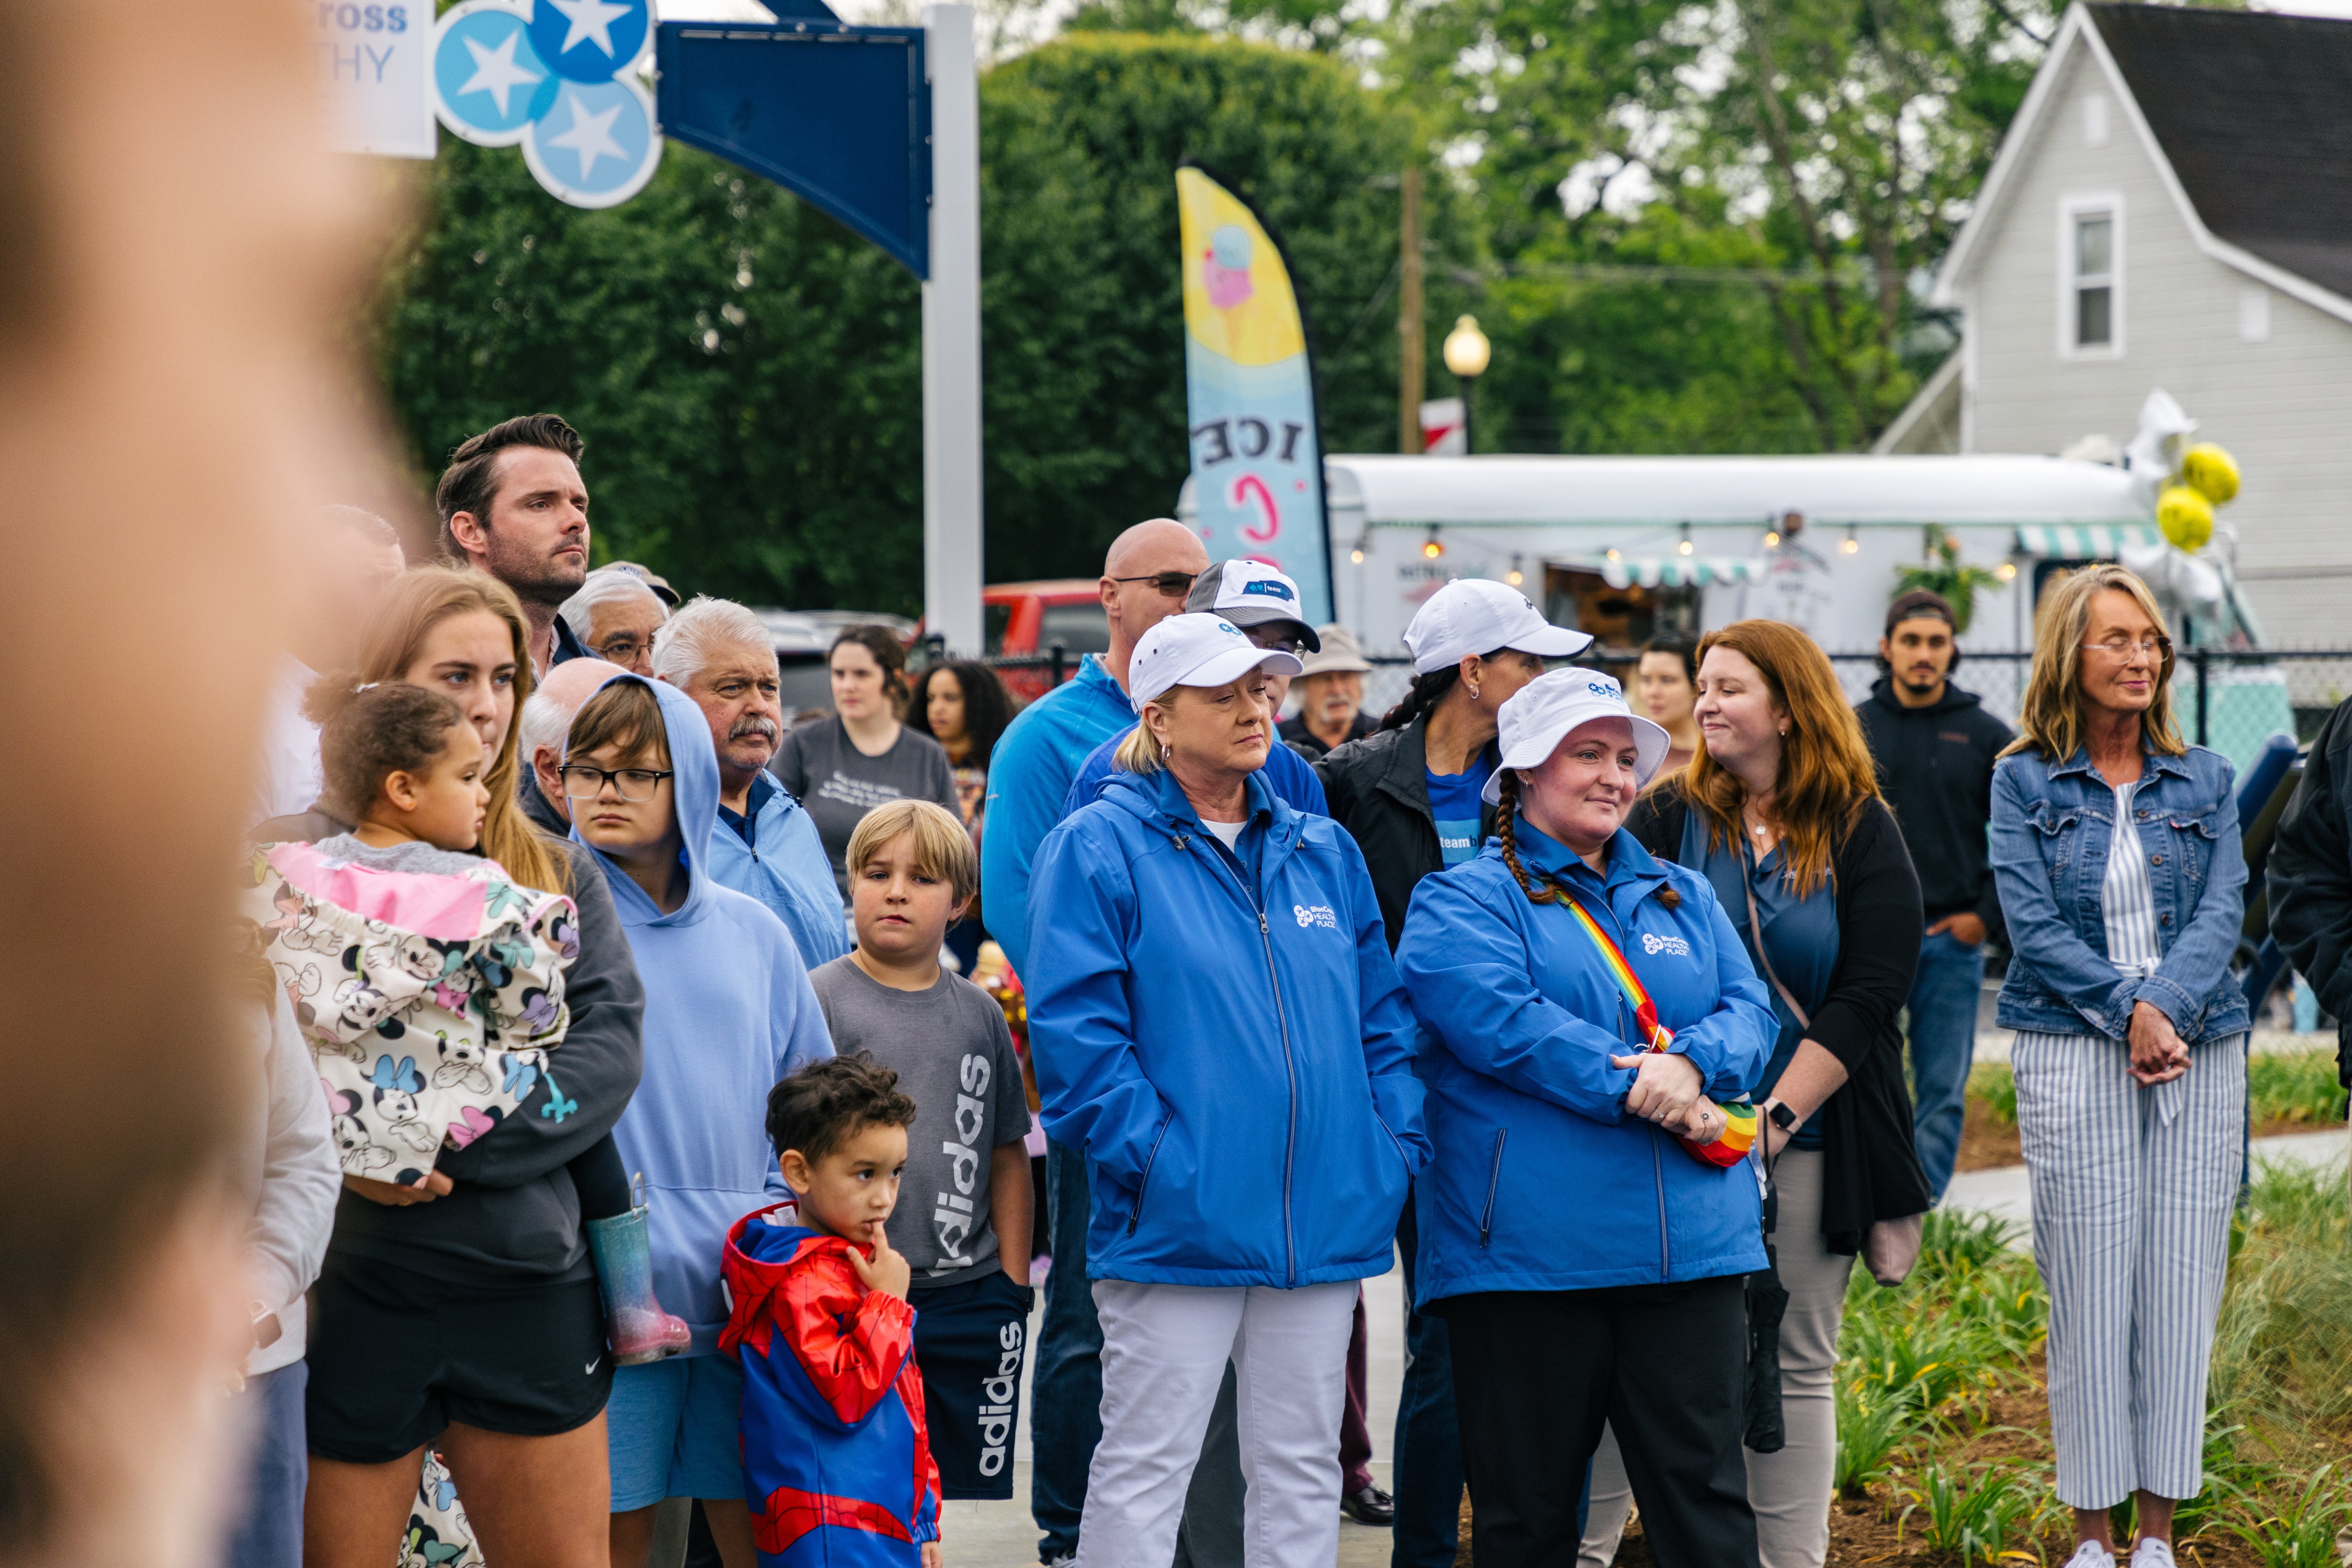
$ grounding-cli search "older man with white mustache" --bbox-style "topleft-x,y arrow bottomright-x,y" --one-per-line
655,595 -> 851,967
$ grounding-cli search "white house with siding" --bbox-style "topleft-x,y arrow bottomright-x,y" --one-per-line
1890,1 -> 2352,647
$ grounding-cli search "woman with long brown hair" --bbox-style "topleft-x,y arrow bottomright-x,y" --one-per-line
1989,566 -> 2246,1568
1624,619 -> 1928,1568
254,565 -> 647,1568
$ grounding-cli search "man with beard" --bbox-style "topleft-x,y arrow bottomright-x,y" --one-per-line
655,595 -> 849,968
1855,588 -> 2012,1201
437,412 -> 594,673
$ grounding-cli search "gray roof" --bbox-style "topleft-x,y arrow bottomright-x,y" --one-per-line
2090,2 -> 2352,299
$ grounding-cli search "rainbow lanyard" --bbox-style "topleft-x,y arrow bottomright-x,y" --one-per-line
1556,891 -> 1674,1053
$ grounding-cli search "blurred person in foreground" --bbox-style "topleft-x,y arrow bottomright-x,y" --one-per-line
0,3 -> 417,1566
656,595 -> 849,969
561,565 -> 670,677
1989,566 -> 2246,1568
1278,625 -> 1376,762
1854,590 -> 2013,1204
250,504 -> 407,828
439,413 -> 596,673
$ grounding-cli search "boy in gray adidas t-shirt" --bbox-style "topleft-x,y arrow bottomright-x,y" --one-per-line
806,799 -> 1033,1500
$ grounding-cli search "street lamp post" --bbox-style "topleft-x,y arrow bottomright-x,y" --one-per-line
1442,313 -> 1491,454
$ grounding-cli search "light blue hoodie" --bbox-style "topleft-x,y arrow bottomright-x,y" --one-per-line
572,673 -> 834,1354
709,770 -> 851,969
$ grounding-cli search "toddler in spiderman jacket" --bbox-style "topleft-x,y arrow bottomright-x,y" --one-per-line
721,1055 -> 943,1568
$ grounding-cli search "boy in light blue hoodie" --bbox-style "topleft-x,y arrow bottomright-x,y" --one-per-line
562,670 -> 834,1568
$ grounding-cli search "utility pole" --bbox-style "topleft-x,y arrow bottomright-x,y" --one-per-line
1397,166 -> 1424,454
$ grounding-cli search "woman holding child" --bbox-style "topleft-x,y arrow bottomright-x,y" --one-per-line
1025,612 -> 1431,1568
1396,668 -> 1779,1568
252,566 -> 648,1568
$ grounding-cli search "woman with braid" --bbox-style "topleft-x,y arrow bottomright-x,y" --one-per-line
1395,668 -> 1777,1568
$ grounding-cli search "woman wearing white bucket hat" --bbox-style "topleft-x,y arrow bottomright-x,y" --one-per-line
1025,613 -> 1430,1568
1396,668 -> 1778,1568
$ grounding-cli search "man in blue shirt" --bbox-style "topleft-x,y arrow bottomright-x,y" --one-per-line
654,595 -> 849,969
980,517 -> 1208,1567
1059,560 -> 1327,820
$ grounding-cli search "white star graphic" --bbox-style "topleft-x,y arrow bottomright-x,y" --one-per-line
547,0 -> 632,56
457,28 -> 543,118
544,90 -> 628,183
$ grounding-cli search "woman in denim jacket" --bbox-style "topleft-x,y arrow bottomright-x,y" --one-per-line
1989,564 -> 2247,1568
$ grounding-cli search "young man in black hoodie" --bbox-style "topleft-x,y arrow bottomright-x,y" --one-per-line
1855,590 -> 2012,1202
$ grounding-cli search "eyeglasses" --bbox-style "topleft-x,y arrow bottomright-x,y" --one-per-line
594,635 -> 652,662
1111,571 -> 1197,599
2079,635 -> 2174,663
558,765 -> 674,801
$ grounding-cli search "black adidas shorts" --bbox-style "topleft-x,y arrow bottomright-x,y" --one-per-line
910,1270 -> 1036,1500
306,1249 -> 612,1465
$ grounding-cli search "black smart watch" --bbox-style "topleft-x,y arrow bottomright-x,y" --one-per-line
1766,1100 -> 1799,1133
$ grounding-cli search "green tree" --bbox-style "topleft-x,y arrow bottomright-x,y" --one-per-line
374,34 -> 1438,613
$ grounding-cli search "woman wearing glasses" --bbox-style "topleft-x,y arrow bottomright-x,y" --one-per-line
1989,564 -> 2247,1568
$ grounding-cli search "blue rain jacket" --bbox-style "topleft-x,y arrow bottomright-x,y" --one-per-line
1395,818 -> 1777,1305
1025,765 -> 1428,1287
709,770 -> 851,970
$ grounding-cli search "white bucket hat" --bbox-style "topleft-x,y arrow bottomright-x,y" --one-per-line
1483,667 -> 1671,804
1127,613 -> 1306,714
1404,579 -> 1594,674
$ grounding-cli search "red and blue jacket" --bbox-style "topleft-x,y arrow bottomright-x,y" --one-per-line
719,1203 -> 942,1566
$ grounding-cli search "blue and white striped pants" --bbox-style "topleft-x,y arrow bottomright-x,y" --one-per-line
2012,1029 -> 2247,1509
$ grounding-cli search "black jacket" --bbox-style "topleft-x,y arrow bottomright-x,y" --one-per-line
1626,787 -> 1931,1252
1314,715 -> 1498,951
250,802 -> 645,1286
1280,710 -> 1377,763
1855,677 -> 2012,938
2265,698 -> 2352,1080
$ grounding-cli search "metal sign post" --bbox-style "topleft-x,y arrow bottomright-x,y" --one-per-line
921,5 -> 984,658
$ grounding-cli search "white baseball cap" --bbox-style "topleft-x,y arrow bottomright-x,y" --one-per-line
1482,667 -> 1671,805
1404,579 -> 1594,674
1128,613 -> 1307,714
1184,560 -> 1321,652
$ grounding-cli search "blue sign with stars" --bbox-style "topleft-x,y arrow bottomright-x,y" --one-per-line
432,0 -> 660,208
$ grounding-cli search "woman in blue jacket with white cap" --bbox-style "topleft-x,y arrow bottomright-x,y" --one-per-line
1026,611 -> 1430,1568
1396,668 -> 1778,1568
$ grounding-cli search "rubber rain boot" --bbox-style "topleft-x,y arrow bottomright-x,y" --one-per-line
586,1177 -> 691,1366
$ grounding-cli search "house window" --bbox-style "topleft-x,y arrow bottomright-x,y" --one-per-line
2058,194 -> 2124,358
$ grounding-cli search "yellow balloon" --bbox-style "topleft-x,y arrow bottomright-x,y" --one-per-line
2181,443 -> 2240,505
2158,485 -> 2214,552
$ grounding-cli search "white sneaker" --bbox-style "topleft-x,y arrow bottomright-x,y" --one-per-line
2063,1543 -> 2117,1568
2130,1539 -> 2176,1568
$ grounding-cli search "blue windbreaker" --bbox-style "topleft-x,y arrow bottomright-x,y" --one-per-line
1026,766 -> 1429,1287
978,654 -> 1132,976
572,673 -> 835,1352
710,770 -> 851,970
1395,817 -> 1777,1304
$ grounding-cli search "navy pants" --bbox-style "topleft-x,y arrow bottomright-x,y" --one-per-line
1032,1139 -> 1106,1560
1392,1194 -> 1463,1568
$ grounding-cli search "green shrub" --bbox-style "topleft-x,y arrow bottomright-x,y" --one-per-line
1967,1061 -> 2018,1125
1899,1458 -> 2062,1564
1833,1379 -> 1918,1498
2246,1048 -> 2348,1127
2221,1464 -> 2352,1568
2209,1162 -> 2352,1437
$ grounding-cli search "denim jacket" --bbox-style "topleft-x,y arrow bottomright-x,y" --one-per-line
1988,743 -> 2248,1044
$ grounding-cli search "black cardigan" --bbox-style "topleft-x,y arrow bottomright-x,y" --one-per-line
1626,787 -> 1932,1252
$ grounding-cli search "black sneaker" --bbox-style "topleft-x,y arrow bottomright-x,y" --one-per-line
1340,1485 -> 1396,1526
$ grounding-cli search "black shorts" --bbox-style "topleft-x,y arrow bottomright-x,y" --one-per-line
910,1270 -> 1036,1500
305,1249 -> 612,1465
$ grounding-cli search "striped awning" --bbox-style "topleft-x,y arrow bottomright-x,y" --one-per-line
1597,555 -> 1763,590
2013,524 -> 2162,558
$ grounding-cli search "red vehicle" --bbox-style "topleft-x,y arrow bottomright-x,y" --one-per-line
984,579 -> 1108,702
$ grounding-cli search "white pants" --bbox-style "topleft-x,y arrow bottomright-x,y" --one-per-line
1077,1278 -> 1357,1568
2014,1029 -> 2245,1509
